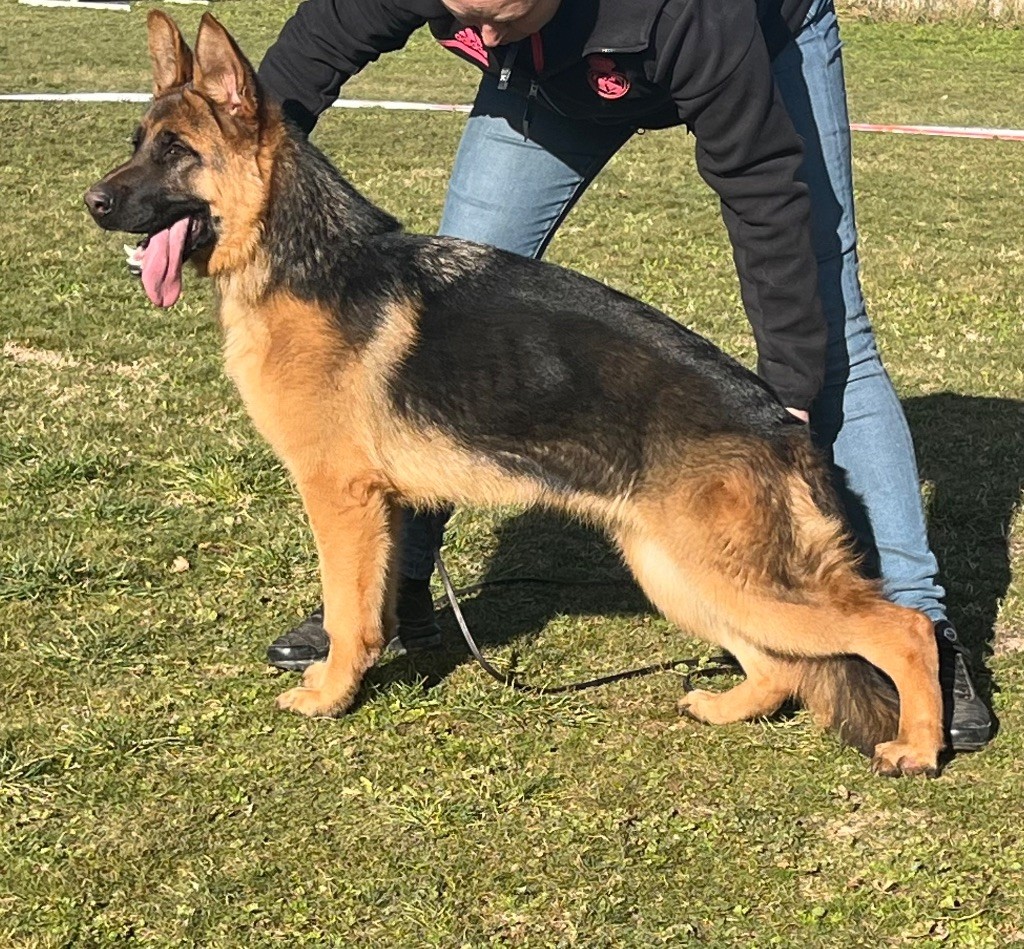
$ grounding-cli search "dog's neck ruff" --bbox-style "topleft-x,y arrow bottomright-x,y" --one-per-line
267,134 -> 403,252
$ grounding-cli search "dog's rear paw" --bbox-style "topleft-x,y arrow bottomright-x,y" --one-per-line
871,739 -> 940,778
677,689 -> 717,723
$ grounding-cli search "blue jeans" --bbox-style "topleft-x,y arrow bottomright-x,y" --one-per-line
402,0 -> 946,622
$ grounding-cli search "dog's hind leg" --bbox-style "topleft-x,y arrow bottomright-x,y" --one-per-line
615,527 -> 800,724
677,640 -> 802,725
276,467 -> 397,717
616,466 -> 943,775
803,602 -> 942,776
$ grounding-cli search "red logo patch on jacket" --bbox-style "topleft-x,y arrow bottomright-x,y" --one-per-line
587,55 -> 630,100
439,27 -> 490,67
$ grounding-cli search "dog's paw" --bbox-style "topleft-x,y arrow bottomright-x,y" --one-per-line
275,685 -> 346,717
299,659 -> 330,692
677,689 -> 717,723
275,662 -> 355,717
871,739 -> 940,778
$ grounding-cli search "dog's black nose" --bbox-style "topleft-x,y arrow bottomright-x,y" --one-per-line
84,185 -> 115,219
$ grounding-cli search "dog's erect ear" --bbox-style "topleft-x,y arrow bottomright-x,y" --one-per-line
193,13 -> 258,121
147,10 -> 194,97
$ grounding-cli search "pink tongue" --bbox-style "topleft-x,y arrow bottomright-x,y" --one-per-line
141,217 -> 191,308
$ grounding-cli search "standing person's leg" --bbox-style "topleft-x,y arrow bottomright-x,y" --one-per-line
771,0 -> 992,748
437,79 -> 633,253
267,77 -> 632,669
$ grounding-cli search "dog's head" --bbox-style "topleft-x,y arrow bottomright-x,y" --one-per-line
84,12 -> 271,307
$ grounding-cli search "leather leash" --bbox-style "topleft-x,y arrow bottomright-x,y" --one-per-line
433,551 -> 737,695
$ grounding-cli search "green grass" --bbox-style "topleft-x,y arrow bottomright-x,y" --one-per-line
3,2 -> 1024,945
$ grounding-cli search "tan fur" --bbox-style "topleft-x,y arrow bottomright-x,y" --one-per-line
618,465 -> 943,774
129,12 -> 946,777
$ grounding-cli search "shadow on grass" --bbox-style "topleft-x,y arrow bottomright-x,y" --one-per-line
367,393 -> 1023,710
364,509 -> 657,698
906,393 -> 1024,684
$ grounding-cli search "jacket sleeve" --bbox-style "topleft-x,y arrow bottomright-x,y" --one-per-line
655,3 -> 826,409
257,0 -> 441,135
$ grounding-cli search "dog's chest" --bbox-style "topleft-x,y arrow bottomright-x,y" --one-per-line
220,306 -> 291,455
217,293 -> 363,467
219,300 -> 271,407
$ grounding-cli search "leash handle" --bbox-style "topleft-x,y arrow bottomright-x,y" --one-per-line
432,551 -> 736,695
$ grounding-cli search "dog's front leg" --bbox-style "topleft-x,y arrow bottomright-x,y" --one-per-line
276,468 -> 397,717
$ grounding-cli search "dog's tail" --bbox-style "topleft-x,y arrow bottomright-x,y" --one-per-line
797,657 -> 900,756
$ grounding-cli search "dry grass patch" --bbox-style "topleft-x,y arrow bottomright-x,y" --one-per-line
842,0 -> 1024,22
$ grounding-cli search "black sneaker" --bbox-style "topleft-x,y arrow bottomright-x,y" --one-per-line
266,577 -> 442,671
935,620 -> 994,752
265,605 -> 327,672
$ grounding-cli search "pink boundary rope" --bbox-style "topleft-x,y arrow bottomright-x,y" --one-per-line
849,122 -> 1024,142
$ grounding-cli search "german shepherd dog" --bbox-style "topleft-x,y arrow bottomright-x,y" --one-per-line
85,12 -> 943,776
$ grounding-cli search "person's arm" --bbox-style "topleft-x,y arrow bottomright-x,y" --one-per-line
257,0 -> 443,134
655,2 -> 826,412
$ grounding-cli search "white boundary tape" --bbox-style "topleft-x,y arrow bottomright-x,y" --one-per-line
19,0 -> 130,10
0,92 -> 1020,139
330,98 -> 471,113
0,93 -> 472,110
0,93 -> 152,102
18,0 -> 208,6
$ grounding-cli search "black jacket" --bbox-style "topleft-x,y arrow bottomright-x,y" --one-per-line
258,0 -> 825,408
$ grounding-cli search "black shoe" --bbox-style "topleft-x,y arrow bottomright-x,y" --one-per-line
935,620 -> 994,752
266,605 -> 328,672
266,578 -> 442,672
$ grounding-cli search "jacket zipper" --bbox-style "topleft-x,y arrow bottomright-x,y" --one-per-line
522,80 -> 539,140
496,41 -> 542,140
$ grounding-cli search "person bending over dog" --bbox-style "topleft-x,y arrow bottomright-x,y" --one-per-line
254,0 -> 991,750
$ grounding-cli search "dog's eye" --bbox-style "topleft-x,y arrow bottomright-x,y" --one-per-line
158,138 -> 198,165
